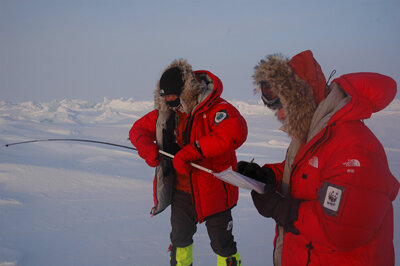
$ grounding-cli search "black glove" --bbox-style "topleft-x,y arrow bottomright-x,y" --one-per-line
237,161 -> 276,190
251,188 -> 301,235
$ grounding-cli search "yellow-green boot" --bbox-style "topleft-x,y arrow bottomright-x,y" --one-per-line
170,244 -> 193,266
217,252 -> 241,266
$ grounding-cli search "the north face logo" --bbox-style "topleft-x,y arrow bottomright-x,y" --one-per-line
308,156 -> 319,168
227,220 -> 233,231
343,159 -> 361,167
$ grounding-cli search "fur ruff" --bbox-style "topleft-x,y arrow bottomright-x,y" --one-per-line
155,59 -> 204,113
253,54 -> 317,142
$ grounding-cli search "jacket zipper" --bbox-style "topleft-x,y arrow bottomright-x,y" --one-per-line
183,90 -> 218,222
184,90 -> 217,145
290,126 -> 333,265
306,241 -> 314,265
184,113 -> 198,221
289,125 -> 332,191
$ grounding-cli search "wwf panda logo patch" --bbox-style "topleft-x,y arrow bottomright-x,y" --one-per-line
318,182 -> 345,217
215,110 -> 229,125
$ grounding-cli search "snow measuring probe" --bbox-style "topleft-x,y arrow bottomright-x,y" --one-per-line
5,138 -> 265,193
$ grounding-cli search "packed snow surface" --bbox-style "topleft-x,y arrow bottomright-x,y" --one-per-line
1,98 -> 399,265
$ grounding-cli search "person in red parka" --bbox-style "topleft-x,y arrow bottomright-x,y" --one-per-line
129,59 -> 247,266
237,50 -> 399,265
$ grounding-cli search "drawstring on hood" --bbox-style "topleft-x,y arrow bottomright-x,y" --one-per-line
253,50 -> 327,142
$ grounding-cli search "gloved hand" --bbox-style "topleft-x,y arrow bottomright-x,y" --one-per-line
173,144 -> 202,175
251,188 -> 301,235
237,161 -> 276,190
137,140 -> 160,167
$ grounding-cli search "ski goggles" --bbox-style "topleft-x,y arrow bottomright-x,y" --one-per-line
259,81 -> 281,110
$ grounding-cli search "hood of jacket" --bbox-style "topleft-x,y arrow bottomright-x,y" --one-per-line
253,50 -> 327,142
329,72 -> 397,123
155,59 -> 223,114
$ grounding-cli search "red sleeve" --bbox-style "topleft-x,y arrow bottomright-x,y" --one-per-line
197,103 -> 248,158
129,110 -> 158,154
263,161 -> 285,185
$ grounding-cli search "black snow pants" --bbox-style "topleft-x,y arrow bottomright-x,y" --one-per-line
170,190 -> 237,257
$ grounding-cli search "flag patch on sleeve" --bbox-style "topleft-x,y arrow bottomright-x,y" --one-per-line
318,182 -> 345,217
215,110 -> 228,125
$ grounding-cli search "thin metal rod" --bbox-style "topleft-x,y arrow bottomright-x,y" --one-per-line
5,139 -> 213,174
159,150 -> 214,174
5,138 -> 137,151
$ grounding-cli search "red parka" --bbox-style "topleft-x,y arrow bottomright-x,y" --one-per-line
130,67 -> 247,222
268,73 -> 399,265
254,50 -> 398,265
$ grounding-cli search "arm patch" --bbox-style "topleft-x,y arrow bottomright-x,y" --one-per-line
318,182 -> 345,217
214,110 -> 229,126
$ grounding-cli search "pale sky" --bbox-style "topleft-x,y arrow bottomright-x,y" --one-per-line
1,0 -> 399,102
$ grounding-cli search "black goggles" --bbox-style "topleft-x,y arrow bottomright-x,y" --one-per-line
259,81 -> 281,110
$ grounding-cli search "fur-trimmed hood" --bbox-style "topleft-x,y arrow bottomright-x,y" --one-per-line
253,50 -> 327,142
155,59 -> 220,114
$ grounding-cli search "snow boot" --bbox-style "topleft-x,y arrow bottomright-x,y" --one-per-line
217,252 -> 241,266
170,244 -> 193,266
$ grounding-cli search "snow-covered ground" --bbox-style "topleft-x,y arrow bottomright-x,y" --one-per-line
0,98 -> 399,265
